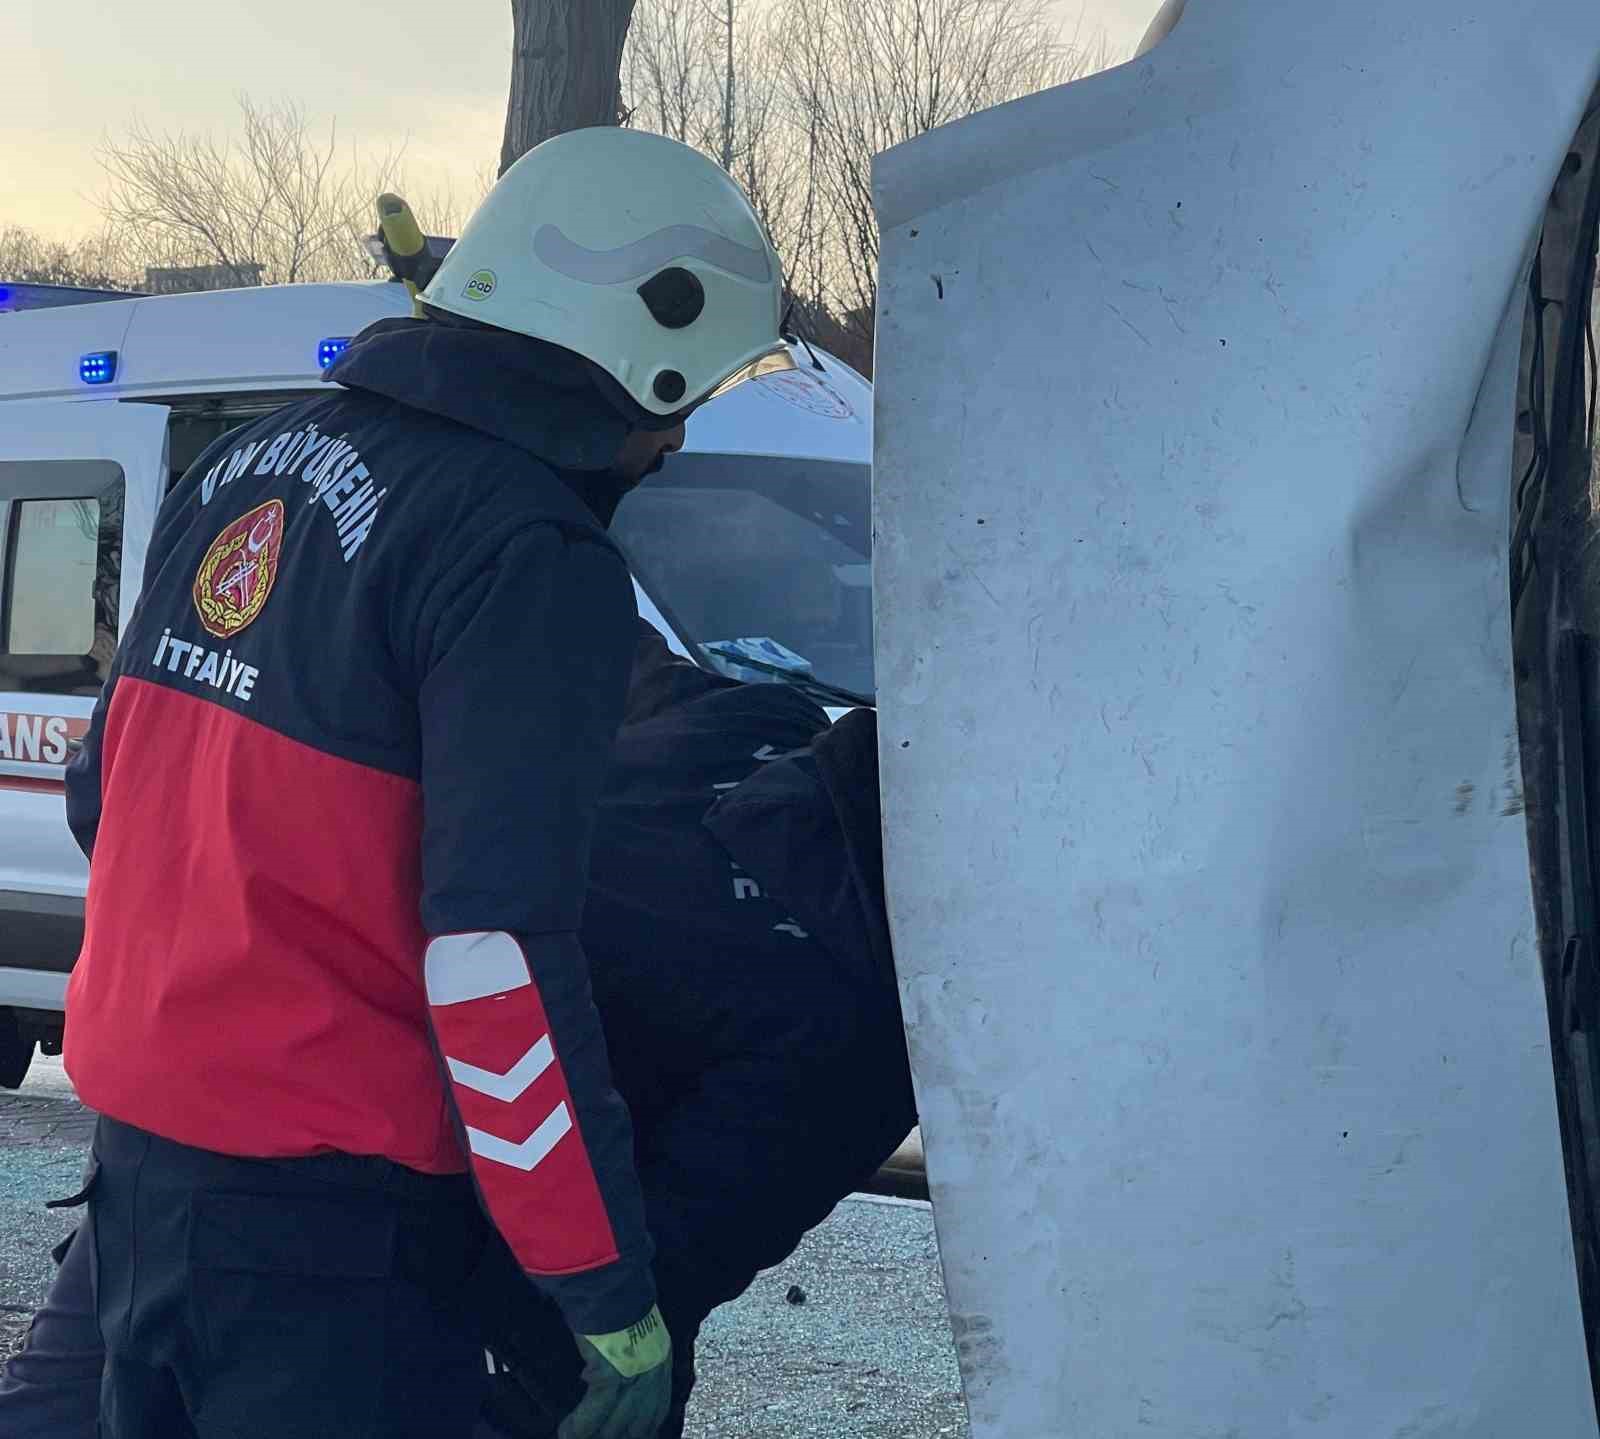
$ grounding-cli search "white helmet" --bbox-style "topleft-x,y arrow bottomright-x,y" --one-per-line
422,127 -> 793,420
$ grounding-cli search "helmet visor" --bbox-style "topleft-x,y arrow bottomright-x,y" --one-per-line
702,344 -> 796,405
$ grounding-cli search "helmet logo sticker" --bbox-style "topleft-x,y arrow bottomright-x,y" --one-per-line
193,499 -> 285,639
463,269 -> 497,301
534,223 -> 772,285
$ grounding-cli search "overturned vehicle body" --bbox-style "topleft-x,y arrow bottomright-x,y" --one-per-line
872,1 -> 1600,1433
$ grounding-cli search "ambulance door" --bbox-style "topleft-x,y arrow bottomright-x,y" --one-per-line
0,399 -> 169,1018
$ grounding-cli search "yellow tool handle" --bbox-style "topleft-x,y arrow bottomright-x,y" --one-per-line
377,194 -> 427,260
377,193 -> 427,317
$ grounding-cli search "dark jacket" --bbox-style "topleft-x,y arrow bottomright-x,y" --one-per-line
585,632 -> 913,1217
480,641 -> 917,1438
63,319 -> 657,1334
586,635 -> 917,1306
705,705 -> 900,1012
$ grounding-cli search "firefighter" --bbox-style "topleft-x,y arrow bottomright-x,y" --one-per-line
56,127 -> 792,1439
2,624 -> 916,1439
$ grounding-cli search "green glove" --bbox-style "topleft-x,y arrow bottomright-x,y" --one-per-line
557,1304 -> 673,1439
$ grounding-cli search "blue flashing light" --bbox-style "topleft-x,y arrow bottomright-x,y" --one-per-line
79,351 -> 118,385
317,336 -> 351,368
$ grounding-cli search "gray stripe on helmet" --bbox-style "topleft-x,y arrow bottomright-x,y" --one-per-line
533,223 -> 772,285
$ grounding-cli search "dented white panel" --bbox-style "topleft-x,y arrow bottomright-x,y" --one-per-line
872,2 -> 1600,1435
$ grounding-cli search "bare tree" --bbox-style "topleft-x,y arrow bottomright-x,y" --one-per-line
0,225 -> 136,291
622,0 -> 801,285
777,0 -> 1113,346
716,5 -> 806,271
97,96 -> 399,287
622,0 -> 1112,374
779,20 -> 832,325
622,0 -> 716,143
713,0 -> 736,171
502,0 -> 638,174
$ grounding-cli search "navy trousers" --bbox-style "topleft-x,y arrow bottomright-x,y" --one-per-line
0,1126 -> 690,1439
0,1221 -> 99,1438
79,1115 -> 492,1439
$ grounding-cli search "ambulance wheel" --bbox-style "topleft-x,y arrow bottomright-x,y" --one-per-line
0,1009 -> 34,1089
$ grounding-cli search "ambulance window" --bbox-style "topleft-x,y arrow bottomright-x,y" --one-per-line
0,461 -> 125,696
613,453 -> 874,700
167,412 -> 249,491
9,499 -> 101,653
161,395 -> 311,495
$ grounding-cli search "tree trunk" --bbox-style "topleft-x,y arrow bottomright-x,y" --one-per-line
500,0 -> 638,176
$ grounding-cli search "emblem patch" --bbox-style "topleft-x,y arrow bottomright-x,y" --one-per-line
193,499 -> 284,639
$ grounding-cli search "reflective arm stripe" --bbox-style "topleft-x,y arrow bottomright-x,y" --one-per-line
423,929 -> 623,1275
464,1105 -> 574,1172
447,1035 -> 556,1102
424,931 -> 531,1005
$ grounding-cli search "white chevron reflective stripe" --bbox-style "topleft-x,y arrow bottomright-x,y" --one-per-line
447,1035 -> 556,1102
465,1104 -> 574,1172
424,932 -> 531,1007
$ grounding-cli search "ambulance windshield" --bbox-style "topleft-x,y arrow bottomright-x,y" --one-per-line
611,453 -> 874,703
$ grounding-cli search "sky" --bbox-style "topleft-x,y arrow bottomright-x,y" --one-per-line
5,0 -> 1164,244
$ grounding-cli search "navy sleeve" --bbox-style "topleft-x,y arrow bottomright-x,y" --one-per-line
64,460 -> 210,860
622,618 -> 739,725
64,680 -> 113,860
416,521 -> 655,1337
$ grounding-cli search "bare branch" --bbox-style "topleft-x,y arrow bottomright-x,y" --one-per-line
767,0 -> 1117,364
0,224 -> 138,290
94,95 -> 395,288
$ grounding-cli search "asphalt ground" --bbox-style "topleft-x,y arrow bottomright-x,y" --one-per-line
1,1054 -> 89,1355
0,1054 -> 970,1438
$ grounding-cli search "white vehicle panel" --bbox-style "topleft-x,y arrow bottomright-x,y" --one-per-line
115,282 -> 413,395
0,299 -> 139,403
0,401 -> 169,910
872,2 -> 1600,1435
0,967 -> 68,1010
0,284 -> 412,403
689,360 -> 872,464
